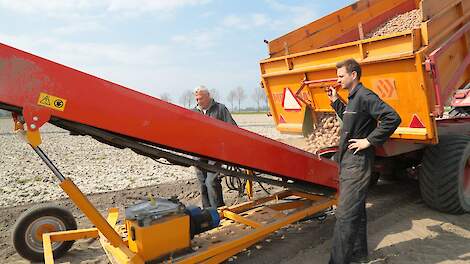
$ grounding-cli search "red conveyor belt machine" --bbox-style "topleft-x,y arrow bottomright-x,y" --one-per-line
0,43 -> 338,193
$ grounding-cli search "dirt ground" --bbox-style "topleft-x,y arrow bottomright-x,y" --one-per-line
1,114 -> 469,264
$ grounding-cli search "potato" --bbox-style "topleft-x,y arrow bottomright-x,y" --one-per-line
305,113 -> 345,151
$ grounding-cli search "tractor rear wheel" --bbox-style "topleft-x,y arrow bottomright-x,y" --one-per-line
12,204 -> 77,262
420,135 -> 470,214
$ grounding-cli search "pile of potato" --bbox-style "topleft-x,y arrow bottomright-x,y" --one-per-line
366,9 -> 422,38
304,114 -> 341,154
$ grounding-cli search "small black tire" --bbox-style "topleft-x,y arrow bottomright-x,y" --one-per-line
12,204 -> 77,262
420,135 -> 470,214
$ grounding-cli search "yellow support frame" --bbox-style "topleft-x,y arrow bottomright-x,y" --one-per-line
41,186 -> 335,264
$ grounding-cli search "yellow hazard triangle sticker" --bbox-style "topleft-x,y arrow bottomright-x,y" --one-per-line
37,92 -> 67,111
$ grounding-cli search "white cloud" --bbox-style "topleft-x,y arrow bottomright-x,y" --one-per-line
252,14 -> 269,27
171,29 -> 220,50
53,21 -> 107,35
0,0 -> 213,36
264,0 -> 319,28
222,14 -> 247,29
171,12 -> 269,51
0,33 -> 226,100
200,11 -> 215,18
105,0 -> 211,13
0,33 -> 171,79
0,1 -> 264,104
222,13 -> 270,30
0,0 -> 211,15
0,0 -> 97,15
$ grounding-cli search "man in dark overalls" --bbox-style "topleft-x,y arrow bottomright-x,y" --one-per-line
192,85 -> 237,208
327,59 -> 401,264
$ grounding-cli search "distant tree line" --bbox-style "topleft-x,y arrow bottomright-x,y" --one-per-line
158,93 -> 172,103
178,86 -> 268,112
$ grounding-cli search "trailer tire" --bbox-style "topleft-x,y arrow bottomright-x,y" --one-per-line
12,204 -> 77,262
370,172 -> 380,187
420,135 -> 470,214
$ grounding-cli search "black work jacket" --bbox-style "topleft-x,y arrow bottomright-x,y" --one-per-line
331,83 -> 401,165
193,99 -> 237,126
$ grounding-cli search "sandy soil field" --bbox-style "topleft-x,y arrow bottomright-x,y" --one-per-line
0,114 -> 469,264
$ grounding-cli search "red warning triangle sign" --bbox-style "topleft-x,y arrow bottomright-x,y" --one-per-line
409,114 -> 425,128
282,87 -> 301,111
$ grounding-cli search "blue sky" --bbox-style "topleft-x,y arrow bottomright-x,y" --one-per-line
0,0 -> 355,107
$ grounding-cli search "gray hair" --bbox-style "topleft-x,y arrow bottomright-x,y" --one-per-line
194,85 -> 210,94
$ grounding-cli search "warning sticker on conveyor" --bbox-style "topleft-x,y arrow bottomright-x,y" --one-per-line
37,92 -> 67,111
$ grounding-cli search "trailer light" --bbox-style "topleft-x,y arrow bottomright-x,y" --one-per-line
409,114 -> 425,128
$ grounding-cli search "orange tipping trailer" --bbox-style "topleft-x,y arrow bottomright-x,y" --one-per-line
261,0 -> 470,214
261,0 -> 470,146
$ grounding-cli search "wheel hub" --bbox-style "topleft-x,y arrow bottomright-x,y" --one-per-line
25,216 -> 66,253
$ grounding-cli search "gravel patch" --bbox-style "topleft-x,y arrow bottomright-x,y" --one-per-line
0,126 -> 196,207
0,114 -> 301,207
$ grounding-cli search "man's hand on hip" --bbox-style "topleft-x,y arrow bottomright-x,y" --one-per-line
348,138 -> 371,154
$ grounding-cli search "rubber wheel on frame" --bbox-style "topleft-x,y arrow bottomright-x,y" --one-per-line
420,135 -> 470,214
12,204 -> 77,262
